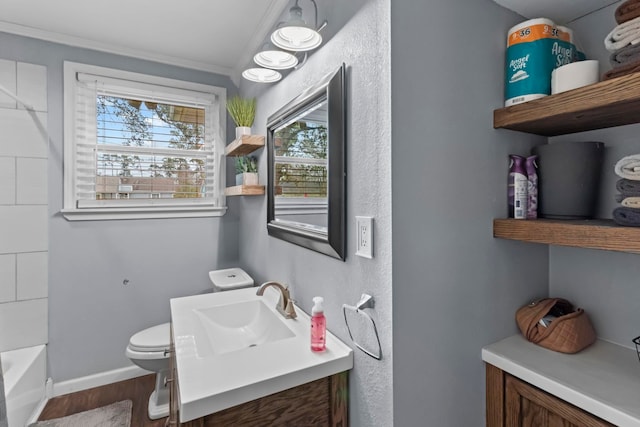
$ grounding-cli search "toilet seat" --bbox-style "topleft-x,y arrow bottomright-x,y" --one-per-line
128,323 -> 170,353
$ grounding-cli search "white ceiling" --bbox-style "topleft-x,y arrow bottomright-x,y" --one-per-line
0,0 -> 290,77
2,0 -> 619,79
493,0 -> 621,24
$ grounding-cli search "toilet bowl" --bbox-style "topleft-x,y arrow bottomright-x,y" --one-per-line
125,268 -> 254,420
125,323 -> 171,420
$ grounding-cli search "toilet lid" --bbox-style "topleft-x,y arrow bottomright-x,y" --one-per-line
129,322 -> 170,352
209,268 -> 254,290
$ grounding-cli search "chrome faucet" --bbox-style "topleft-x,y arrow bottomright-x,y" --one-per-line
256,281 -> 297,319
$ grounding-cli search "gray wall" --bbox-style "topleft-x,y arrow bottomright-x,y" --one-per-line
391,1 -> 549,426
3,1 -> 631,424
237,0 -> 393,426
549,2 -> 640,350
0,32 -> 240,382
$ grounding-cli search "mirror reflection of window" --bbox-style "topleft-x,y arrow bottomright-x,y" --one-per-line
273,100 -> 329,230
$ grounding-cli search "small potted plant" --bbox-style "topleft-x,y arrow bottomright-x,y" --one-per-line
235,156 -> 258,186
226,95 -> 256,140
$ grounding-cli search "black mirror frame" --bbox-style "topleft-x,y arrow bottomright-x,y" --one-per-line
266,64 -> 346,260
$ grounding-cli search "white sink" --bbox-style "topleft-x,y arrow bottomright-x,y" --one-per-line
170,286 -> 353,422
193,300 -> 294,356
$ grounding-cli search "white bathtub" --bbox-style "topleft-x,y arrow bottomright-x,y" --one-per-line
1,345 -> 47,427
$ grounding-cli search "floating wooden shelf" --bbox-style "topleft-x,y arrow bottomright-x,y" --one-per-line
225,135 -> 265,157
493,218 -> 640,254
494,73 -> 640,136
224,185 -> 265,196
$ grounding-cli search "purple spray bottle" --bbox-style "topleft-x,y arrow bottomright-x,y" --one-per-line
526,155 -> 538,219
508,155 -> 528,219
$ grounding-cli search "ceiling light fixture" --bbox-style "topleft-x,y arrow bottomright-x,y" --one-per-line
242,68 -> 283,83
271,0 -> 326,52
242,0 -> 327,83
253,43 -> 299,70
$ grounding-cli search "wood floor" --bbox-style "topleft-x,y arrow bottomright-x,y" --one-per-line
38,374 -> 166,427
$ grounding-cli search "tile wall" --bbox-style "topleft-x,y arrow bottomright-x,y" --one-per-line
0,60 -> 48,352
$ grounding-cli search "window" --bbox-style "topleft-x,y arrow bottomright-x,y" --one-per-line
63,62 -> 226,220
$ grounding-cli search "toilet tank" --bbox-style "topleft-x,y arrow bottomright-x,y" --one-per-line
209,268 -> 254,291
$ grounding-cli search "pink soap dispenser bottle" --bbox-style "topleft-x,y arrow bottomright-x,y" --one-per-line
311,296 -> 326,352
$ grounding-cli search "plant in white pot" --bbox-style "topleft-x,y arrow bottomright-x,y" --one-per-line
235,156 -> 259,186
226,95 -> 256,140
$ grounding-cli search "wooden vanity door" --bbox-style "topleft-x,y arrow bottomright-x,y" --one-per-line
505,374 -> 614,427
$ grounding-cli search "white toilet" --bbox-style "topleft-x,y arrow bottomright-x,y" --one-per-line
125,268 -> 254,420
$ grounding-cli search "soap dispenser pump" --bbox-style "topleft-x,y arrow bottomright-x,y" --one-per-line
311,296 -> 326,352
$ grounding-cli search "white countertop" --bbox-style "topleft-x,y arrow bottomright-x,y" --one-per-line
170,287 -> 353,422
482,334 -> 640,427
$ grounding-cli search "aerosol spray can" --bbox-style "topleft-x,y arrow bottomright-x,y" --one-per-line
526,155 -> 538,219
508,155 -> 528,219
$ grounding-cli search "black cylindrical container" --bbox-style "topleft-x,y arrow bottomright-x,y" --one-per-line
532,141 -> 604,219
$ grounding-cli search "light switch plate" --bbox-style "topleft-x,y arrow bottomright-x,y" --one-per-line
355,216 -> 373,259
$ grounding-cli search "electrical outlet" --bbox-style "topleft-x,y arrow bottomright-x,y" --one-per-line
355,216 -> 373,259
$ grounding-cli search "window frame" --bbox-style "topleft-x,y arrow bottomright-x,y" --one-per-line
62,61 -> 227,221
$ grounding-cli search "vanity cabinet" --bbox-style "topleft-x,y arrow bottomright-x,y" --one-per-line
493,73 -> 640,253
486,364 -> 614,427
167,343 -> 349,426
483,335 -> 640,426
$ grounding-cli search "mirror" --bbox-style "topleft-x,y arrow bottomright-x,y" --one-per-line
267,64 -> 346,260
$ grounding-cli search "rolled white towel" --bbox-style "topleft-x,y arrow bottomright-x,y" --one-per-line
614,154 -> 640,179
605,15 -> 640,51
621,196 -> 640,208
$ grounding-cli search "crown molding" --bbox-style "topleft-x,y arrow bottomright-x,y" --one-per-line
0,21 -> 233,76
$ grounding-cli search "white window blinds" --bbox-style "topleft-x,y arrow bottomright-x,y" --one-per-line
63,62 -> 226,220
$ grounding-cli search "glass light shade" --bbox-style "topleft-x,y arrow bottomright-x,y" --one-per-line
242,68 -> 282,83
271,25 -> 322,52
254,50 -> 298,70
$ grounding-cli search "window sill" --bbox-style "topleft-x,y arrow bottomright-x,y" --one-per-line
61,206 -> 227,221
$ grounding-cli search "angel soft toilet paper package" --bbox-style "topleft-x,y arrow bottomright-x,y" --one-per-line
505,18 -> 576,107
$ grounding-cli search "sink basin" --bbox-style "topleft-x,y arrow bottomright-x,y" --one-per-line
170,286 -> 353,422
193,300 -> 294,355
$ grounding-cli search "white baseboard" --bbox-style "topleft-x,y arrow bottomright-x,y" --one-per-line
52,365 -> 149,397
26,395 -> 49,426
